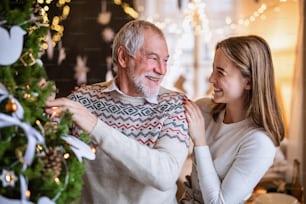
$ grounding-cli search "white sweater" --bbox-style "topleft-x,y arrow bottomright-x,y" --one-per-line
180,98 -> 275,204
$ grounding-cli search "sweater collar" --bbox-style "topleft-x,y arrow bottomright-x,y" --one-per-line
102,79 -> 158,104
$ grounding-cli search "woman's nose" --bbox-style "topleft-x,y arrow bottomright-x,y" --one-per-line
208,72 -> 215,83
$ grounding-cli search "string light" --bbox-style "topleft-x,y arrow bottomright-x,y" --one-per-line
90,145 -> 97,154
36,0 -> 72,50
26,190 -> 31,198
63,153 -> 70,159
184,0 -> 209,36
113,0 -> 138,19
54,177 -> 60,184
223,0 -> 295,32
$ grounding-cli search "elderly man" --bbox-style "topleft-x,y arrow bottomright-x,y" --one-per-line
46,20 -> 190,204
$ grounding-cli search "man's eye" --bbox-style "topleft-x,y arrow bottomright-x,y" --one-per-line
148,56 -> 158,61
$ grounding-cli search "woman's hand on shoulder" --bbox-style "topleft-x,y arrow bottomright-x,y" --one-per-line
183,99 -> 207,146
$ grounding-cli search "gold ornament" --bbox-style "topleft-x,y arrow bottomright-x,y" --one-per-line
20,50 -> 36,67
5,99 -> 18,112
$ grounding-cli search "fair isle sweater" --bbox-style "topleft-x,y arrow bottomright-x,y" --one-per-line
69,80 -> 190,204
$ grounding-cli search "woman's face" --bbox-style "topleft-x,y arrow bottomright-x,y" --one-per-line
209,48 -> 250,106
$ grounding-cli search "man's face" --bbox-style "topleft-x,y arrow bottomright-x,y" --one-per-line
126,29 -> 169,99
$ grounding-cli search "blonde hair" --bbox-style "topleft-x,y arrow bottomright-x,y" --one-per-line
212,35 -> 285,146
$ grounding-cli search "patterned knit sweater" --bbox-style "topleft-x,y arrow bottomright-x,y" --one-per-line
69,81 -> 190,204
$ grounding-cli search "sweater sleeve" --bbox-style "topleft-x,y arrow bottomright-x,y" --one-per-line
90,113 -> 189,191
194,133 -> 276,204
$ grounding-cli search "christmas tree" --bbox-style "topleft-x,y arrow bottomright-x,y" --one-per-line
0,0 -> 95,203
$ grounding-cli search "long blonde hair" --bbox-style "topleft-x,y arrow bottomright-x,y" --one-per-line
212,35 -> 285,146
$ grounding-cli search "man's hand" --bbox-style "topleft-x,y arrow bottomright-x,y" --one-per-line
45,98 -> 98,134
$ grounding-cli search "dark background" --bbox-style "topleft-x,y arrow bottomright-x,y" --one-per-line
42,0 -> 135,97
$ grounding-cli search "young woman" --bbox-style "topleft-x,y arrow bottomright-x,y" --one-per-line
180,35 -> 285,204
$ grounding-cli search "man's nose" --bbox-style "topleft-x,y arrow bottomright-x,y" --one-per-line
156,61 -> 167,75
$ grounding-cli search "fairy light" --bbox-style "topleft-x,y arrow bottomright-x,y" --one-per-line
123,3 -> 138,19
41,42 -> 48,49
36,120 -> 41,126
51,107 -> 59,117
36,144 -> 43,151
184,0 -> 209,35
43,5 -> 49,11
90,145 -> 97,154
36,120 -> 45,135
62,5 -> 70,18
5,173 -> 15,185
24,93 -> 31,99
113,0 -> 138,19
218,0 -> 296,33
35,0 -> 72,47
114,0 -> 121,5
64,153 -> 70,159
54,177 -> 60,184
26,190 -> 31,198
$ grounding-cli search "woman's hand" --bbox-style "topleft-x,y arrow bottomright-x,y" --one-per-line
184,99 -> 207,146
45,98 -> 98,134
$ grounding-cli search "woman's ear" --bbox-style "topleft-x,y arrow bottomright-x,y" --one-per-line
244,77 -> 252,90
117,46 -> 128,68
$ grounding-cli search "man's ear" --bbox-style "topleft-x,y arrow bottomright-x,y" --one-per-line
117,46 -> 128,68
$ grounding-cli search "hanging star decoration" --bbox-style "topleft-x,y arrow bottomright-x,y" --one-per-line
57,40 -> 66,65
97,0 -> 111,25
0,169 -> 18,187
74,55 -> 90,85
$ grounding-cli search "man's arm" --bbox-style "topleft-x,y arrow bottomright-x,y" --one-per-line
90,108 -> 189,191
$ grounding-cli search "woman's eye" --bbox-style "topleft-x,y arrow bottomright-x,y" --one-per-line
216,69 -> 226,76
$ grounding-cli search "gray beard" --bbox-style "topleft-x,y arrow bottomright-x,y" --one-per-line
127,69 -> 160,99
